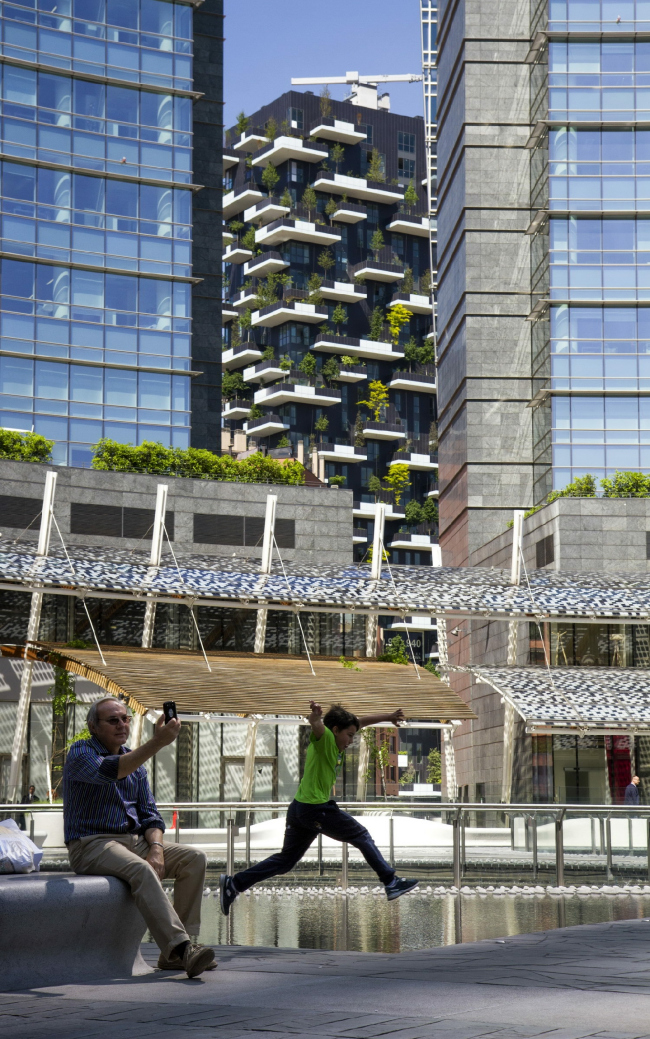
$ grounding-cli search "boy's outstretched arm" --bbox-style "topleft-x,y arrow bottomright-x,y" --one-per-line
357,709 -> 405,728
307,700 -> 326,740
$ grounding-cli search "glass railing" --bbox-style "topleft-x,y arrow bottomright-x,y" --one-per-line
8,802 -> 650,888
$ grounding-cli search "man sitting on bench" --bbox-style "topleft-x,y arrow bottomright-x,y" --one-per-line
63,697 -> 215,979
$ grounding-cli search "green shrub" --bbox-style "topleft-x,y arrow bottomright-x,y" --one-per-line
0,428 -> 53,463
92,440 -> 305,485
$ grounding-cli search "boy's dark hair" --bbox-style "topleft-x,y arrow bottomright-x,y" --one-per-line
323,704 -> 360,732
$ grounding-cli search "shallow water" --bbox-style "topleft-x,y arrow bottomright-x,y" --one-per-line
188,884 -> 650,953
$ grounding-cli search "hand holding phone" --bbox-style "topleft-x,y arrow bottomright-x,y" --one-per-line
163,701 -> 177,724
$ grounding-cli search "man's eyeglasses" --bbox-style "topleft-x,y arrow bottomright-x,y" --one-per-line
101,715 -> 132,726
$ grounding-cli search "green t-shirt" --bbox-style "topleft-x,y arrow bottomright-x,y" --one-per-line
295,727 -> 342,804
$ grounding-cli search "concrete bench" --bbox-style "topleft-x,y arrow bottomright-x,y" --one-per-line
0,873 -> 151,991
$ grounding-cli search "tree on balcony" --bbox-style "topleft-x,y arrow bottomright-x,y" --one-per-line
241,225 -> 256,252
320,85 -> 332,119
367,148 -> 386,183
420,268 -> 432,294
279,355 -> 292,371
359,379 -> 389,421
302,185 -> 317,220
307,272 -> 323,305
404,499 -> 424,526
368,305 -> 385,342
261,162 -> 280,195
403,182 -> 419,213
236,111 -> 250,135
332,302 -> 347,336
331,143 -> 345,172
222,370 -> 247,401
354,413 -> 366,447
387,304 -> 411,346
322,356 -> 340,384
370,228 -> 385,260
239,307 -> 252,338
368,474 -> 382,499
248,403 -> 264,419
265,116 -> 278,141
314,414 -> 329,442
229,219 -> 244,240
382,463 -> 411,506
299,353 -> 317,382
280,186 -> 293,210
402,267 -> 414,293
254,271 -> 290,309
423,497 -> 438,525
325,197 -> 338,223
318,247 -> 335,278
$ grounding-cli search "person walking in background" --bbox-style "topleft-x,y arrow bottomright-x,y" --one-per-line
625,775 -> 641,805
219,700 -> 419,915
18,784 -> 38,830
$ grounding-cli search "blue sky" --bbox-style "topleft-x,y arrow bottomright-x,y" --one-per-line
223,0 -> 423,134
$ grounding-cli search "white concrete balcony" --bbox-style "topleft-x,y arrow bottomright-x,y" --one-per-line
221,343 -> 262,370
255,218 -> 341,249
243,196 -> 291,226
317,442 -> 367,463
319,280 -> 367,303
387,214 -> 433,238
233,131 -> 268,153
332,364 -> 367,384
222,243 -> 253,264
349,258 -> 405,283
251,136 -> 329,168
353,528 -> 368,545
221,307 -> 238,324
389,452 -> 438,472
231,286 -> 257,309
254,383 -> 342,408
223,150 -> 239,170
223,187 -> 264,219
389,371 -> 437,394
309,118 -> 367,144
312,333 -> 404,362
243,361 -> 286,384
388,533 -> 437,551
243,251 -> 289,278
353,499 -> 405,521
221,398 -> 252,420
388,292 -> 433,315
251,300 -> 328,328
331,201 -> 367,224
311,172 -> 404,205
362,420 -> 407,441
222,226 -> 234,245
427,486 -> 439,499
243,414 -> 290,436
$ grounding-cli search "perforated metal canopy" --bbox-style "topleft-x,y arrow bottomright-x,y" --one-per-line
2,543 -> 650,622
466,665 -> 650,733
0,643 -> 476,721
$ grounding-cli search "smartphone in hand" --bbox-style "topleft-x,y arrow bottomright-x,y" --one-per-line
162,701 -> 178,724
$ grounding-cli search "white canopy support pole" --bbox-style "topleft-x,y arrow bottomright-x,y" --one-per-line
502,509 -> 525,803
240,716 -> 260,801
442,723 -> 458,801
8,470 -> 57,803
134,484 -> 168,749
254,495 -> 277,654
356,732 -> 370,801
366,502 -> 386,657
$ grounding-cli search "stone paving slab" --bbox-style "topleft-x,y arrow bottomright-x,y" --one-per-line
3,919 -> 650,1039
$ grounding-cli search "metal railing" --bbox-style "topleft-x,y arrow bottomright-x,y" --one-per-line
8,802 -> 650,890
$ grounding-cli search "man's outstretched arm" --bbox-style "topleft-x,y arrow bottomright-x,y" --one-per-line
357,709 -> 405,729
116,715 -> 181,779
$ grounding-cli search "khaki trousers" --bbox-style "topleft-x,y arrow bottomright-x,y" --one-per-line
67,834 -> 207,958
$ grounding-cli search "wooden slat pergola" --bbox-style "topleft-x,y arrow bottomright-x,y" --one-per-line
0,644 -> 476,721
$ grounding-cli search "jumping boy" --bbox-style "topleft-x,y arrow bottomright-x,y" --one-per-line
219,700 -> 418,914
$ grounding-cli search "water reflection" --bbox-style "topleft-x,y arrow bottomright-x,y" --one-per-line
187,885 -> 650,953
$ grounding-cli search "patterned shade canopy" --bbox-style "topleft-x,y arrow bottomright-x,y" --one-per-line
3,543 -> 650,622
467,666 -> 650,732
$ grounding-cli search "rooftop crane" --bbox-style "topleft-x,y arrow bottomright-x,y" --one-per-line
290,71 -> 423,111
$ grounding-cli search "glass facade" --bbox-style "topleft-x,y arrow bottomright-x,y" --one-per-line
0,0 -> 195,465
539,24 -> 650,488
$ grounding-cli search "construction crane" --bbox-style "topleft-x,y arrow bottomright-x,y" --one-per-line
291,71 -> 423,111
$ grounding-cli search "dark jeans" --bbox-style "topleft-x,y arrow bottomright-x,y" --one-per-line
233,799 -> 395,891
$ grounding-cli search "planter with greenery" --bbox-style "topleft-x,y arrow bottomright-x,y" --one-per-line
92,439 -> 305,484
0,428 -> 54,463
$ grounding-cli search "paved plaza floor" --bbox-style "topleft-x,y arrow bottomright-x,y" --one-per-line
3,918 -> 650,1039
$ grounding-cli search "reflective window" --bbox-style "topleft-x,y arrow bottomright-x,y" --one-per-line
549,0 -> 650,31
549,41 -> 650,120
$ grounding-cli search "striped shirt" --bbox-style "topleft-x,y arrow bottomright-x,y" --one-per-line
63,736 -> 165,843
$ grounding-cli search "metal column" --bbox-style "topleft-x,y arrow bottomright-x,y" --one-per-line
254,494 -> 277,654
8,471 -> 57,803
555,809 -> 566,887
502,509 -> 524,804
133,483 -> 168,750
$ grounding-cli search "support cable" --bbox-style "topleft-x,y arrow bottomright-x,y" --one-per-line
378,534 -> 421,680
272,532 -> 316,677
163,522 -> 212,672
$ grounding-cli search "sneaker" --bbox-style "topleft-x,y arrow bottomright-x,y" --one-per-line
219,873 -> 238,916
385,877 -> 419,901
158,947 -> 217,972
181,942 -> 217,979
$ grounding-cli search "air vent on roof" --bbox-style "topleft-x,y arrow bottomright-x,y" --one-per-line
71,503 -> 174,540
0,495 -> 44,531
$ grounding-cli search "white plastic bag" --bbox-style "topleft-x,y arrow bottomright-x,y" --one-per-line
0,818 -> 43,873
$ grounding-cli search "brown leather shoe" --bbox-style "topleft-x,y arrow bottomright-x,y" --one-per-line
158,945 -> 217,973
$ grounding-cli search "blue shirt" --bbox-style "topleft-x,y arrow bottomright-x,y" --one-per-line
63,736 -> 165,843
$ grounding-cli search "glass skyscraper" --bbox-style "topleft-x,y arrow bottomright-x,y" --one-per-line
0,0 -> 222,465
532,2 -> 650,495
